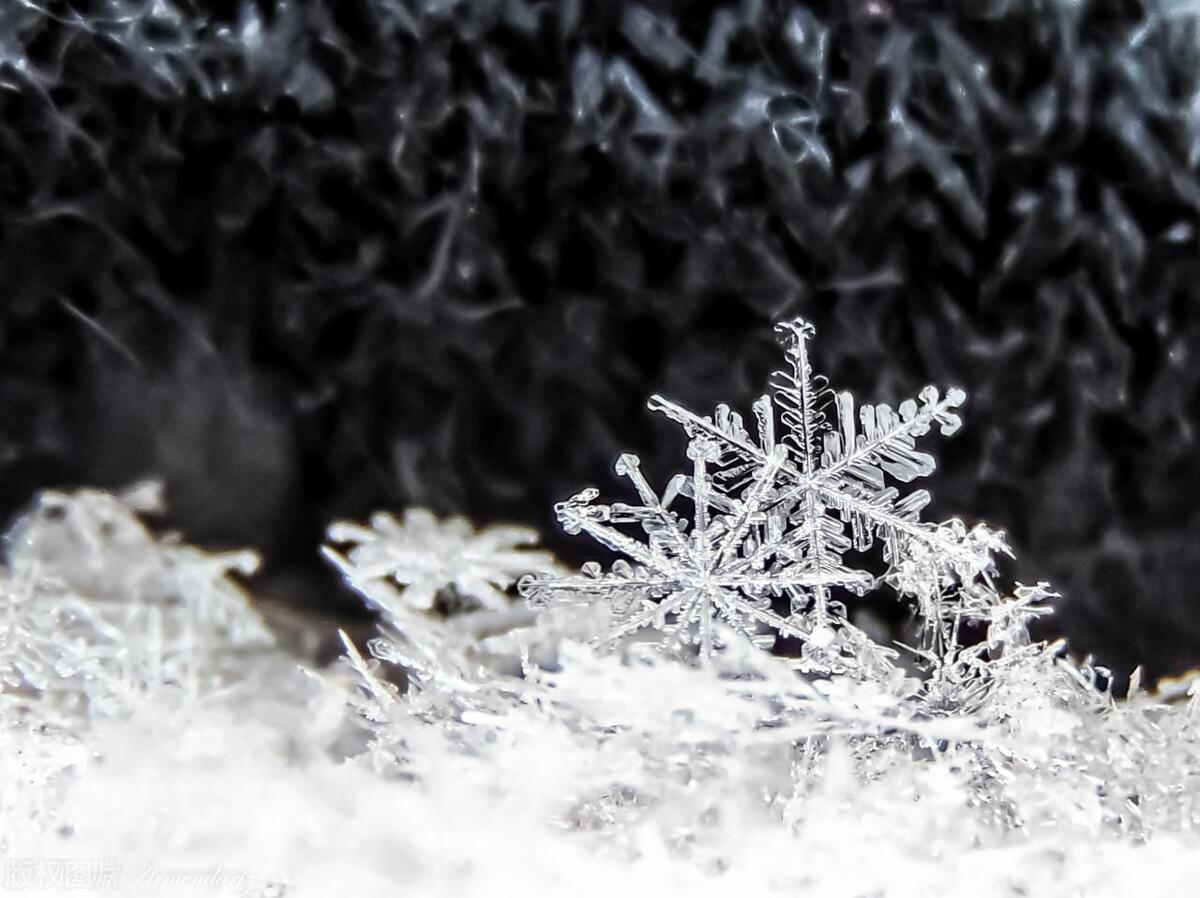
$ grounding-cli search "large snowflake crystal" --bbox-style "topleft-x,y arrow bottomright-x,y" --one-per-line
521,318 -> 978,666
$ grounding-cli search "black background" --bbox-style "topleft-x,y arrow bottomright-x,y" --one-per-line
1,0 -> 1199,682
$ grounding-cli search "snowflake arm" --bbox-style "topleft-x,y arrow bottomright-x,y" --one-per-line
648,321 -> 971,573
771,318 -> 829,475
819,385 -> 966,488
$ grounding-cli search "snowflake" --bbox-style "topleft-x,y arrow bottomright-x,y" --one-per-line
521,317 -> 976,665
323,509 -> 560,615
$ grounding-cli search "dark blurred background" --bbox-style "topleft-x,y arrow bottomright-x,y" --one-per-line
1,0 -> 1198,681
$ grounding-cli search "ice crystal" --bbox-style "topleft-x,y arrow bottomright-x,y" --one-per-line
323,509 -> 568,768
521,318 -> 986,671
1,485 -> 273,714
324,509 -> 560,614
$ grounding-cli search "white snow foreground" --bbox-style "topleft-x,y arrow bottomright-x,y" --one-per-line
18,637 -> 1200,898
6,318 -> 1200,896
0,487 -> 1199,897
7,497 -> 1200,897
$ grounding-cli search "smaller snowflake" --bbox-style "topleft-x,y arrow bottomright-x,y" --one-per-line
324,509 -> 560,615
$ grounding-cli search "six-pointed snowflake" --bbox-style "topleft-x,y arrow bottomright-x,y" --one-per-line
324,509 -> 560,615
521,318 -> 973,664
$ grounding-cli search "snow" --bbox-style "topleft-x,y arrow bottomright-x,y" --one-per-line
4,319 -> 1200,896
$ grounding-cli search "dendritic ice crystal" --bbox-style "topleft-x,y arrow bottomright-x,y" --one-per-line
324,509 -> 559,615
521,318 -> 986,667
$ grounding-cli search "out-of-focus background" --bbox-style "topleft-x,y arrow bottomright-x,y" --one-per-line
1,0 -> 1198,682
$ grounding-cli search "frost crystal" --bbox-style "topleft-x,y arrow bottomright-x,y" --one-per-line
521,318 -> 977,668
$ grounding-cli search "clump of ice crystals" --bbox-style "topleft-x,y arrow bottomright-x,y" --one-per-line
0,483 -> 300,864
2,483 -> 273,714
